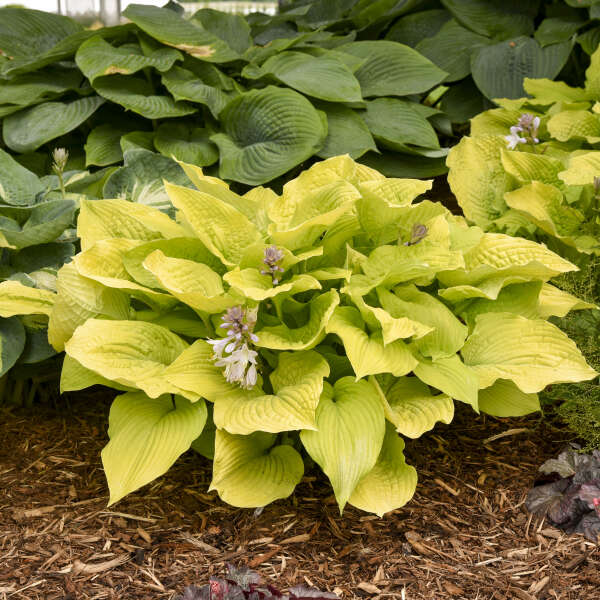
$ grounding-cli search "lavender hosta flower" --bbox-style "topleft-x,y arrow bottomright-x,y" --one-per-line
505,126 -> 527,150
261,245 -> 285,285
208,306 -> 260,389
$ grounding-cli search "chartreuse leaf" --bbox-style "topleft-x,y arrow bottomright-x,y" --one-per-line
61,354 -> 134,393
325,306 -> 417,379
546,110 -> 600,143
446,136 -> 512,228
414,354 -> 480,410
209,430 -> 304,508
537,283 -> 596,318
585,44 -> 600,100
102,392 -> 207,505
122,3 -> 239,62
559,151 -> 600,186
337,41 -> 447,97
378,286 -> 467,360
348,422 -> 417,517
213,351 -> 330,435
0,317 -> 26,377
77,199 -> 186,251
461,313 -> 597,393
75,35 -> 180,82
224,269 -> 321,301
478,380 -> 540,417
301,378 -> 385,512
0,280 -> 54,317
503,182 -> 583,240
73,239 -> 177,310
142,250 -> 235,314
523,78 -> 589,103
373,376 -> 454,439
0,148 -> 43,206
255,290 -> 340,350
500,150 -> 564,187
165,181 -> 263,266
211,86 -> 328,186
3,96 -> 105,153
64,319 -> 193,399
48,262 -> 130,352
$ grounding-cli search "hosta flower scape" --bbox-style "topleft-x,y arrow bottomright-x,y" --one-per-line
12,155 -> 597,516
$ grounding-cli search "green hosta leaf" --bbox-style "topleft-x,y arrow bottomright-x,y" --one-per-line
210,430 -> 304,508
363,99 -> 440,152
211,87 -> 327,186
414,354 -> 480,410
446,136 -> 512,228
224,269 -> 321,301
316,104 -> 377,160
255,290 -> 340,351
48,262 -> 130,352
247,51 -> 362,103
503,182 -> 583,239
154,122 -> 218,167
0,281 -> 54,317
326,306 -> 417,379
65,319 -> 191,398
165,181 -> 263,266
142,250 -> 235,314
478,379 -> 540,417
85,124 -> 127,167
348,422 -> 417,517
536,17 -> 583,47
0,200 -> 76,250
123,4 -> 239,63
559,151 -> 600,186
103,149 -> 191,212
461,312 -> 598,393
337,41 -> 447,97
471,37 -> 571,100
191,8 -> 252,55
102,392 -> 207,505
121,131 -> 155,153
441,0 -> 534,39
300,378 -> 385,512
0,65 -> 83,108
11,242 -> 75,273
0,148 -> 43,206
161,66 -> 231,119
0,7 -> 82,60
75,35 -> 180,82
415,19 -> 490,83
93,75 -> 196,119
3,96 -> 105,153
19,324 -> 57,365
0,317 -> 26,377
213,351 -> 330,435
379,286 -> 467,360
386,9 -> 451,48
77,198 -> 186,251
374,376 -> 454,439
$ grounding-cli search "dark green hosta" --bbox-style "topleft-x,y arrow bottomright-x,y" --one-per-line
0,2 -> 450,183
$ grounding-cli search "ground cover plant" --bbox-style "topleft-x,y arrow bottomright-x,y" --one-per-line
13,154 -> 592,516
446,46 -> 600,448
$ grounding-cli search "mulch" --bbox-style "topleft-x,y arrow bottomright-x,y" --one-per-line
0,391 -> 598,600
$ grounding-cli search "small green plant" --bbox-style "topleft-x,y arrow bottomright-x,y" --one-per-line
19,155 -> 594,514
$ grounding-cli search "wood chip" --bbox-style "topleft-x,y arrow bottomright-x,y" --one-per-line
357,582 -> 381,594
249,548 -> 280,568
444,582 -> 465,595
483,428 -> 529,444
280,533 -> 310,544
69,555 -> 130,575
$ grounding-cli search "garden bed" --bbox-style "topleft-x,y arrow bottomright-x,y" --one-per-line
1,392 -> 598,600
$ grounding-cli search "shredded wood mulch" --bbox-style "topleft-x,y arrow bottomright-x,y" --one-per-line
1,392 -> 598,600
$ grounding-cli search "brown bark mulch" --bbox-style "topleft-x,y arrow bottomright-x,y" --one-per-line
0,392 -> 598,600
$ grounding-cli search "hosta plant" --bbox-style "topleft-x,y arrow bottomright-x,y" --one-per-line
40,155 -> 597,515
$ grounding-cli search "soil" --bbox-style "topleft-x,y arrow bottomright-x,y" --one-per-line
0,391 -> 598,600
